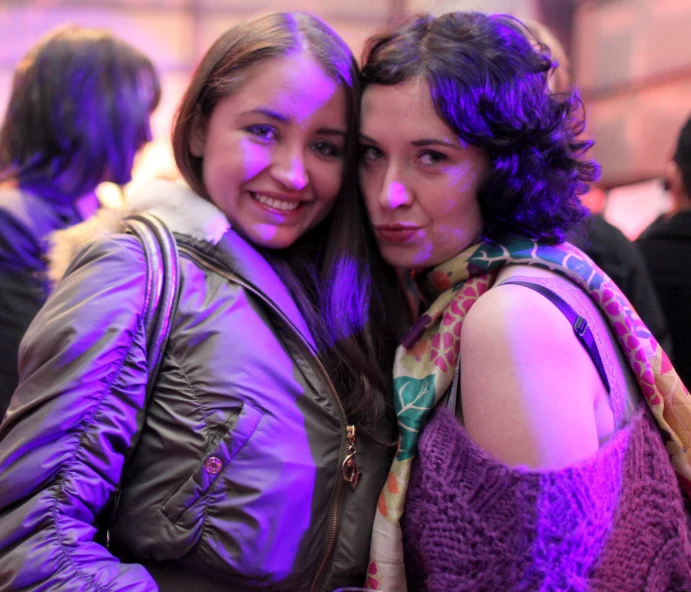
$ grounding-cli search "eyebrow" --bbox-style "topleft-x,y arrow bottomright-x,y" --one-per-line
411,138 -> 461,149
359,133 -> 461,149
316,127 -> 347,138
244,107 -> 290,123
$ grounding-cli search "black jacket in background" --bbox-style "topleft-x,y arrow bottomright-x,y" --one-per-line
570,214 -> 672,354
0,188 -> 83,420
637,211 -> 691,387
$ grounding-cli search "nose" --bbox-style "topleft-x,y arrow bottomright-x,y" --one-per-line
271,150 -> 308,192
379,164 -> 412,210
385,180 -> 411,209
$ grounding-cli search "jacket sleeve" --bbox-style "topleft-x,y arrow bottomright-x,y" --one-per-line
0,235 -> 158,591
0,208 -> 48,420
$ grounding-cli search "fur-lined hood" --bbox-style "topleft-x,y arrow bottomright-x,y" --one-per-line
48,180 -> 230,284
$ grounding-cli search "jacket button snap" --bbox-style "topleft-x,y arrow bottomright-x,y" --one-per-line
204,456 -> 223,474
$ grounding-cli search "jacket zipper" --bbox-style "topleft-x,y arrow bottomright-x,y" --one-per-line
177,245 -> 359,591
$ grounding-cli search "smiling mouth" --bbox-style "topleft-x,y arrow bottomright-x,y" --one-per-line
250,192 -> 302,212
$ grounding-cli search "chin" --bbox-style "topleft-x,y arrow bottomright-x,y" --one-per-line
381,253 -> 416,269
246,232 -> 298,251
378,246 -> 419,269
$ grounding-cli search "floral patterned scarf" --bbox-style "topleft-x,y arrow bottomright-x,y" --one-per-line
367,238 -> 691,591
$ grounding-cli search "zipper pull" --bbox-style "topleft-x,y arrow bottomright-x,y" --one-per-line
342,425 -> 361,489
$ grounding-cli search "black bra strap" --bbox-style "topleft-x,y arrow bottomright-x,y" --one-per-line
500,280 -> 611,393
446,346 -> 462,415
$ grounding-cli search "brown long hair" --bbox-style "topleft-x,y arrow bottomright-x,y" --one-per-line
173,12 -> 408,442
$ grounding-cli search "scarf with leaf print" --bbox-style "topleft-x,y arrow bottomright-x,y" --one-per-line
367,238 -> 691,592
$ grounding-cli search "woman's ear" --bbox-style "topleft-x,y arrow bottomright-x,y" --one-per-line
189,112 -> 208,158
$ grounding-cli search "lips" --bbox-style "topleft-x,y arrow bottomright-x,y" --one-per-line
374,224 -> 421,243
250,191 -> 302,212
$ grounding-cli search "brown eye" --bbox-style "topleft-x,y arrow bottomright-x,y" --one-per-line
312,140 -> 342,158
418,150 -> 447,165
246,124 -> 277,140
360,145 -> 383,162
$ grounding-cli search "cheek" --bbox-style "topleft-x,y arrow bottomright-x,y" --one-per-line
437,163 -> 482,215
448,160 -> 480,191
434,195 -> 481,239
359,167 -> 380,212
423,179 -> 482,254
233,137 -> 271,182
311,161 -> 343,207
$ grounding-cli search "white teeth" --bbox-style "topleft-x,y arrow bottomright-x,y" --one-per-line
252,193 -> 300,211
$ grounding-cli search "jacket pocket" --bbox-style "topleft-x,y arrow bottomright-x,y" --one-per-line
161,401 -> 263,523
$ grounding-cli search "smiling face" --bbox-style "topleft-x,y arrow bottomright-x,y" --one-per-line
359,78 -> 488,269
190,50 -> 348,249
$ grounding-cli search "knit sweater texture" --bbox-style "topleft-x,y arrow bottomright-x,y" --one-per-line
401,405 -> 691,592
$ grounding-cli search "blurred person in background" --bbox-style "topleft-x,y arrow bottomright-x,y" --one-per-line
525,18 -> 672,354
637,114 -> 691,386
0,25 -> 160,420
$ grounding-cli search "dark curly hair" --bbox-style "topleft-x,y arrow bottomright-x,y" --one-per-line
361,11 -> 600,244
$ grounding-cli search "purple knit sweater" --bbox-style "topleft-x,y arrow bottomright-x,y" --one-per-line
401,406 -> 691,592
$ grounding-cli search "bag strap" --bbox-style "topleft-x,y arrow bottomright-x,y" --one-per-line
125,213 -> 181,393
100,213 -> 180,547
446,278 -> 611,415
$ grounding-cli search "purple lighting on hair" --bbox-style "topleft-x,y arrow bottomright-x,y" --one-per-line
329,255 -> 369,341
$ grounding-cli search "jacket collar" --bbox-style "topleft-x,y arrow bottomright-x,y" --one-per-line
49,179 -> 316,348
185,228 -> 317,350
127,179 -> 230,244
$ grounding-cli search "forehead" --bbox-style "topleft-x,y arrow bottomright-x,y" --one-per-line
361,79 -> 453,140
221,51 -> 345,122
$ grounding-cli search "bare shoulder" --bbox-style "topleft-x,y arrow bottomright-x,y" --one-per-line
461,277 -> 580,390
463,264 -> 586,348
463,273 -> 571,346
460,271 -> 602,469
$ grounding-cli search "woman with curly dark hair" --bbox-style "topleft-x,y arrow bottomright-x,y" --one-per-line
359,12 -> 691,592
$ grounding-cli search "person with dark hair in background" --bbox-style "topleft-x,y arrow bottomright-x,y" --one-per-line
524,18 -> 672,354
359,12 -> 691,591
572,212 -> 673,351
0,12 -> 407,591
637,114 -> 691,387
0,26 -> 160,419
